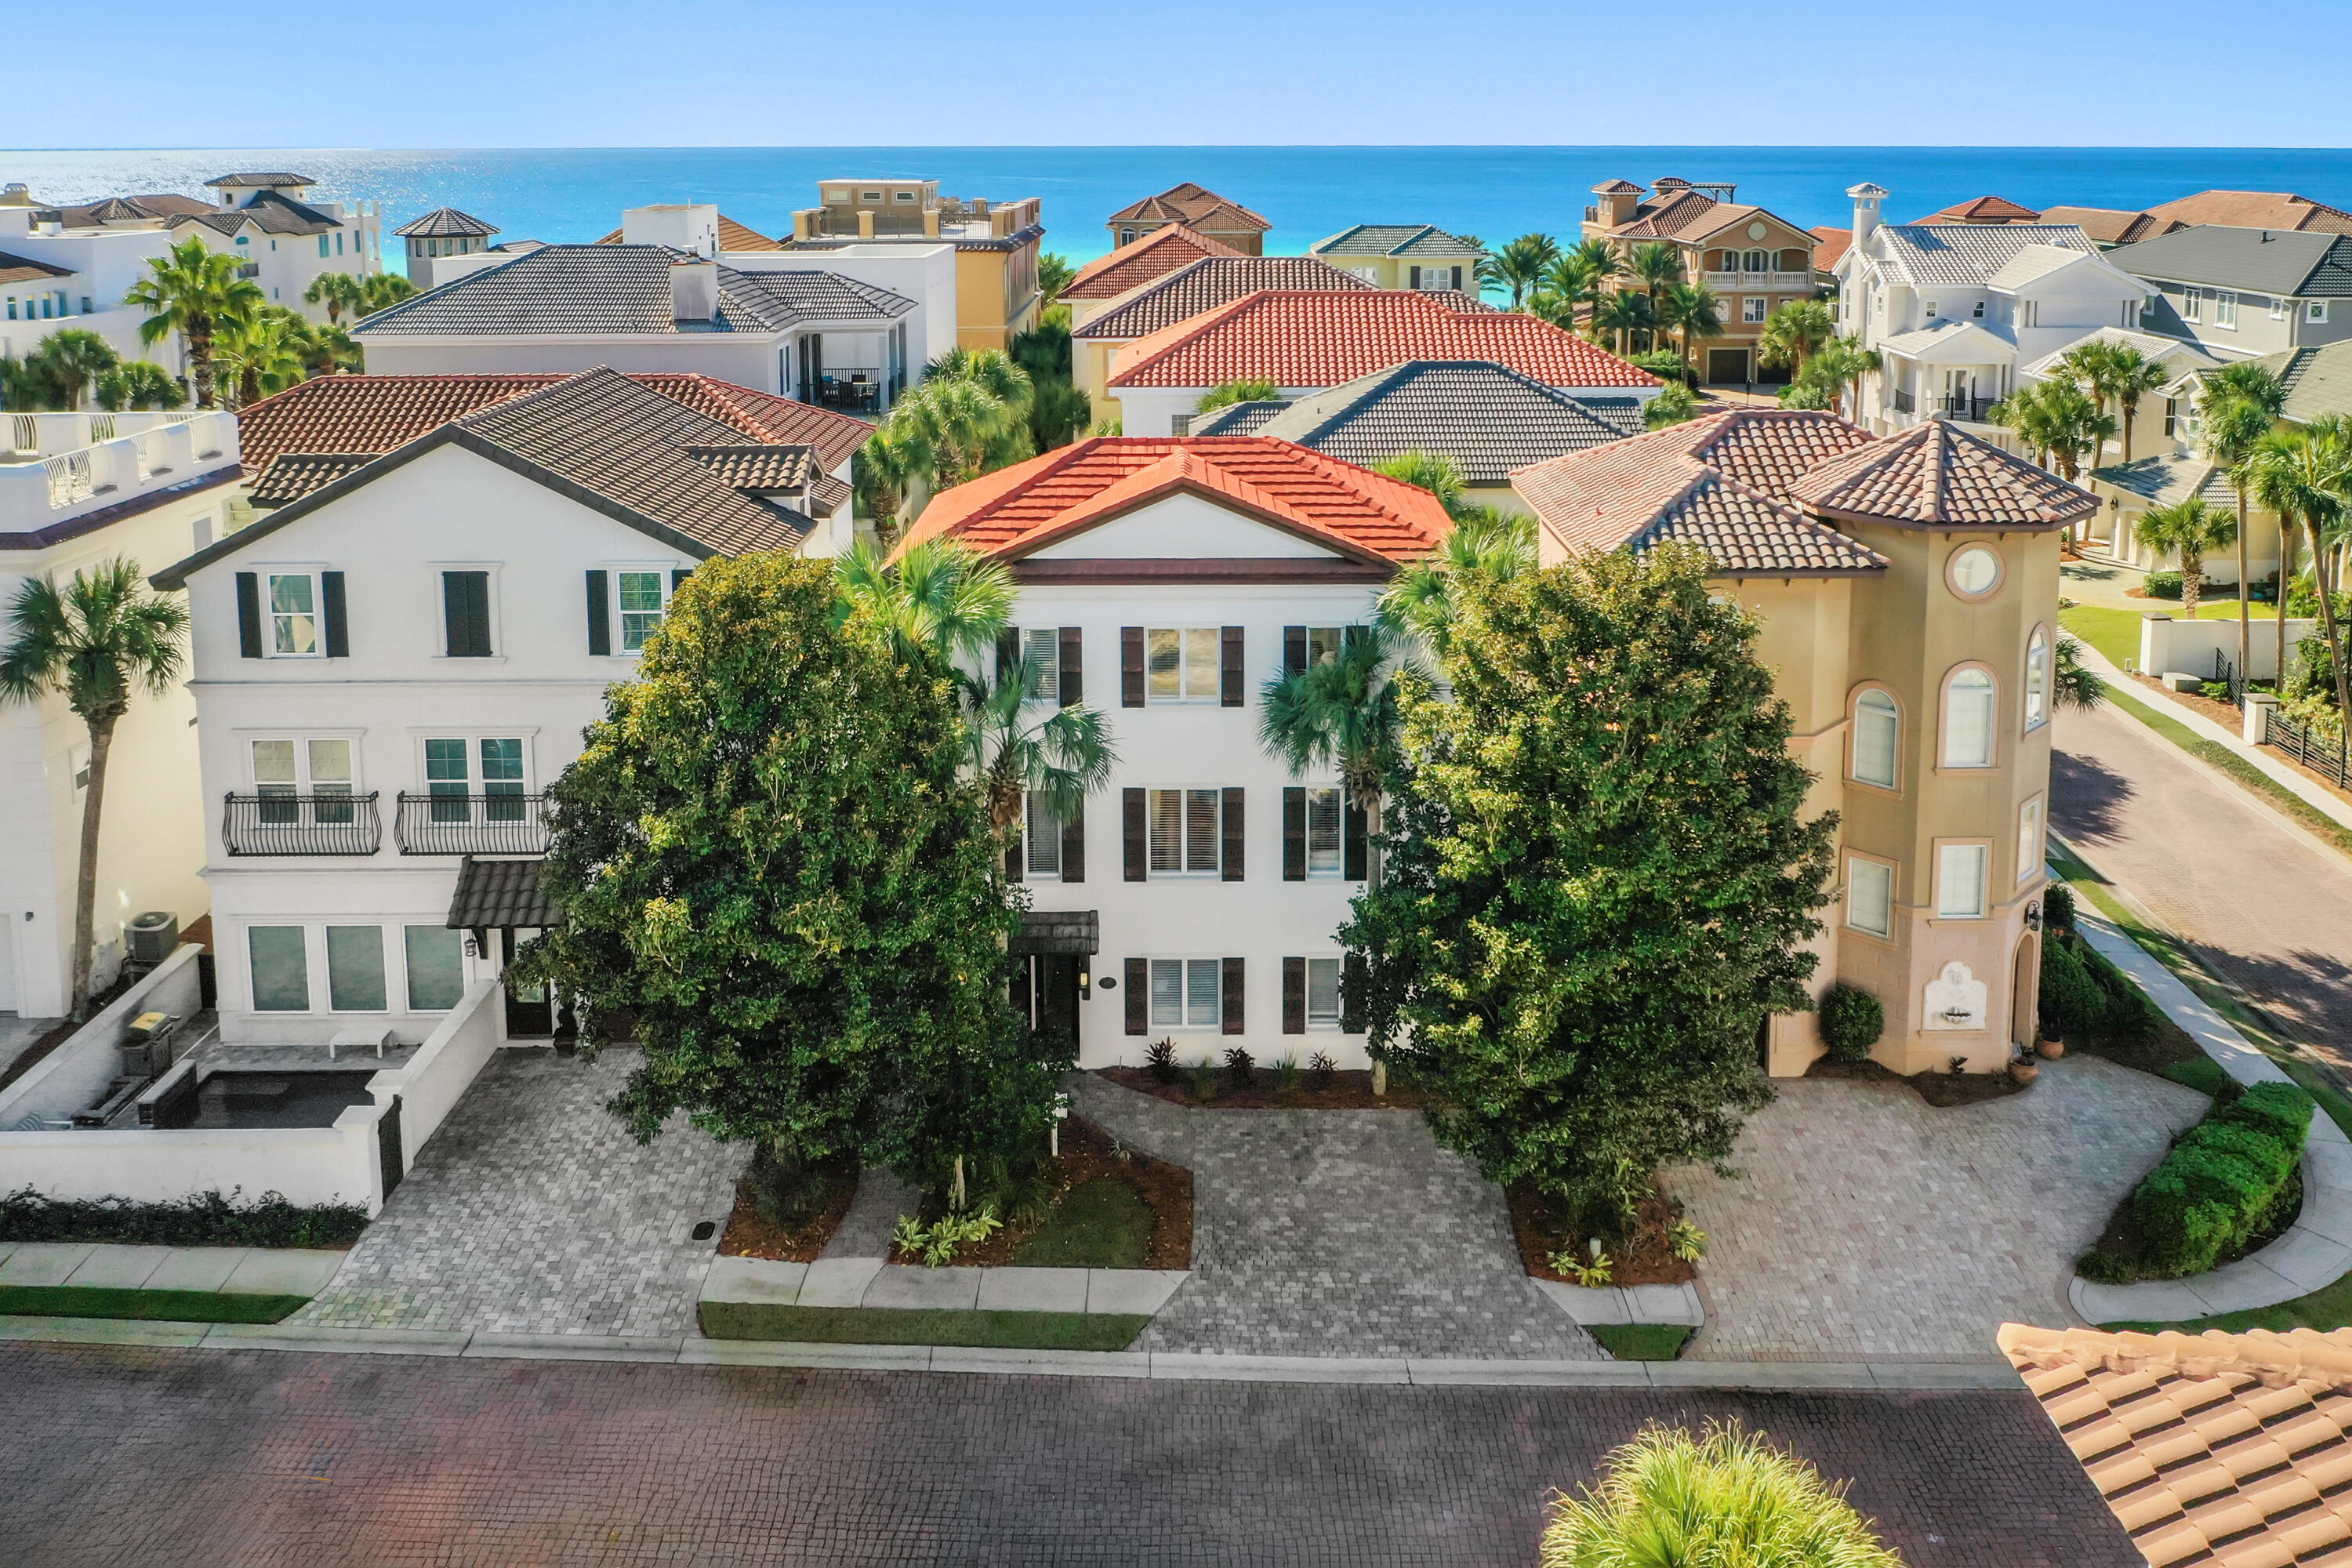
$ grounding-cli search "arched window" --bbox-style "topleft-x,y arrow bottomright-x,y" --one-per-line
1943,669 -> 1997,768
1852,689 -> 1899,789
2024,626 -> 2050,731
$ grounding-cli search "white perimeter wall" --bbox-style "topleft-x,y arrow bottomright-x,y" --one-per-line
2142,614 -> 2323,683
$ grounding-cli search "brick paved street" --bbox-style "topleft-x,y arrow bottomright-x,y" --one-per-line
1676,1056 -> 2205,1360
294,1047 -> 745,1336
0,1342 -> 2132,1566
1070,1074 -> 1600,1359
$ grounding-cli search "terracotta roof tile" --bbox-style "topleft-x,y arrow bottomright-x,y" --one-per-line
681,443 -> 819,492
1105,183 -> 1271,233
1105,289 -> 1658,392
899,436 -> 1451,566
1790,417 -> 2099,528
1919,194 -> 2044,223
2039,205 -> 2185,245
1072,256 -> 1371,341
1811,225 -> 1853,270
249,453 -> 373,508
2143,190 -> 2352,234
1064,224 -> 1243,300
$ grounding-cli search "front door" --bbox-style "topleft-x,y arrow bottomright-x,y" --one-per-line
1019,954 -> 1081,1064
503,927 -> 553,1037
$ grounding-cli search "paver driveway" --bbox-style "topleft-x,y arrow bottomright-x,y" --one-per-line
1069,1074 -> 1600,1359
294,1047 -> 745,1337
1675,1056 -> 2206,1361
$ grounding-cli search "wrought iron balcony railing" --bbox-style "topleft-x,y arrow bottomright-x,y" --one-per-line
222,792 -> 383,855
394,792 -> 552,856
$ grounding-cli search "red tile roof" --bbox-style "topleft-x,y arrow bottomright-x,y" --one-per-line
1920,194 -> 2044,224
1064,223 -> 1244,300
594,213 -> 779,249
1789,417 -> 2098,528
1104,290 -> 1659,392
1810,225 -> 1853,270
899,436 -> 1452,566
1106,183 -> 1272,234
235,372 -> 872,477
2143,190 -> 2352,234
2038,205 -> 2185,245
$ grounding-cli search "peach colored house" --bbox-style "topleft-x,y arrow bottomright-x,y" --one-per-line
1105,184 -> 1271,256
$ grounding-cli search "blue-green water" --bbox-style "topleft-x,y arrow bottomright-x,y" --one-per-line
8,145 -> 2352,270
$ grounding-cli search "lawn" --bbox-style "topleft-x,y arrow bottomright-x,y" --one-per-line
1010,1178 -> 1152,1269
1587,1323 -> 1692,1361
2060,602 -> 2274,670
698,1302 -> 1152,1351
0,1287 -> 310,1323
2108,1269 -> 2352,1336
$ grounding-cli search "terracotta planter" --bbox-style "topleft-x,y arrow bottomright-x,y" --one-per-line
2009,1059 -> 2040,1087
2035,1038 -> 2065,1060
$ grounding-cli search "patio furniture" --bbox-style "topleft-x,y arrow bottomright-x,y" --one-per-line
330,1026 -> 393,1061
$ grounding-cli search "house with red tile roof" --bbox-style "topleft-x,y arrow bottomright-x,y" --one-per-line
1062,225 -> 1245,326
1515,408 -> 2093,1076
899,435 -> 1450,1067
1101,289 -> 1659,437
1105,183 -> 1271,256
1916,195 -> 2044,225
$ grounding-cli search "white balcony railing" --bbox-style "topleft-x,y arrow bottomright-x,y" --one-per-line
1703,271 -> 1816,293
1,409 -> 239,524
43,450 -> 94,508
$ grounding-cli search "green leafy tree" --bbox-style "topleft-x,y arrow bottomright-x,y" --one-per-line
2201,362 -> 2289,686
1345,543 -> 1835,1218
1480,233 -> 1562,310
1755,299 -> 1836,379
0,350 -> 67,410
2248,417 -> 2352,724
1007,311 -> 1089,452
517,554 -> 1050,1194
2134,497 -> 2236,617
1643,381 -> 1700,430
93,361 -> 186,411
1377,508 -> 1537,662
1541,1421 -> 1904,1568
356,273 -> 416,315
213,307 -> 310,408
1625,240 -> 1686,336
1655,282 -> 1722,368
1780,334 -> 1878,418
1196,377 -> 1281,413
0,560 -> 189,1018
122,235 -> 263,408
1036,252 -> 1075,310
1594,290 -> 1654,355
303,270 -> 366,325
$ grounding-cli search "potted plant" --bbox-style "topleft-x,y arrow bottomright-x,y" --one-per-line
2008,1047 -> 2040,1087
2035,1034 -> 2066,1061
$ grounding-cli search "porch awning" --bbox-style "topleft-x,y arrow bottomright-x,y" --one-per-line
1011,910 -> 1098,956
446,856 -> 558,929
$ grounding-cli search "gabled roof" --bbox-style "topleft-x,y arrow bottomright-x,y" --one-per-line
1308,223 -> 1487,259
1186,401 -> 1291,437
170,188 -> 341,238
681,443 -> 819,493
2107,225 -> 2352,298
234,370 -> 873,484
347,245 -> 913,336
2143,189 -> 2352,235
249,453 -> 374,508
1872,223 -> 2101,285
1106,183 -> 1271,234
154,368 -> 812,590
1810,225 -> 1853,270
2038,205 -> 2185,246
0,248 -> 74,285
1514,408 -> 1886,577
1590,179 -> 1644,195
1919,194 -> 2043,224
1063,224 -> 1243,301
1987,242 -> 2100,290
2002,1322 -> 2352,1567
593,213 -> 779,250
47,191 -> 213,227
2020,326 -> 2222,380
1105,289 -> 1658,392
1071,256 -> 1372,342
1220,360 -> 1641,485
1790,416 -> 2097,528
900,436 -> 1451,567
395,206 -> 499,239
204,172 -> 312,189
2171,340 -> 2352,430
2090,452 -> 2234,510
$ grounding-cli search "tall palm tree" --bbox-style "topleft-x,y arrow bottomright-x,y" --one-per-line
1755,299 -> 1836,381
0,560 -> 189,1018
1788,335 -> 1879,419
122,236 -> 262,409
303,271 -> 366,325
966,658 -> 1118,837
2055,633 -> 2109,712
1479,234 -> 1562,311
2199,362 -> 2287,684
1625,241 -> 1686,335
853,428 -> 922,546
356,274 -> 417,315
1594,291 -> 1654,356
2134,497 -> 2237,617
93,361 -> 185,412
1656,282 -> 1723,369
1378,508 -> 1536,662
2109,346 -> 2172,469
1258,621 -> 1401,901
213,308 -> 310,409
2248,419 -> 2352,713
33,329 -> 121,411
1536,241 -> 1617,334
1993,380 -> 2114,485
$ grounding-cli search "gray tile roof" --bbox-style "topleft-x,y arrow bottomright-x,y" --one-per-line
204,172 -> 314,188
1186,401 -> 1291,437
1309,223 -> 1487,258
2091,452 -> 2236,509
2107,225 -> 2352,298
169,189 -> 341,238
249,453 -> 374,508
2018,326 -> 2222,379
682,443 -> 820,492
447,857 -> 557,928
1230,360 -> 1641,485
1875,223 -> 2100,285
1071,255 -> 1372,341
394,206 -> 499,239
350,245 -> 913,337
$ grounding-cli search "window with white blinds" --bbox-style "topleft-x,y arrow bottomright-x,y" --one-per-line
1025,791 -> 1060,877
1847,858 -> 1893,938
1022,626 -> 1058,702
1149,788 -> 1221,874
1852,690 -> 1898,789
1943,670 -> 1996,768
1149,958 -> 1221,1028
1305,787 -> 1341,876
1307,957 -> 1341,1028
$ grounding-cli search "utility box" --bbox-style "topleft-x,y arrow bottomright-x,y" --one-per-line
125,911 -> 179,967
120,1011 -> 183,1078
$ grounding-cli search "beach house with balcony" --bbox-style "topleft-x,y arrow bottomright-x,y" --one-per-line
1,408 -> 240,1019
1580,176 -> 1823,384
1305,225 -> 1488,293
779,180 -> 1044,351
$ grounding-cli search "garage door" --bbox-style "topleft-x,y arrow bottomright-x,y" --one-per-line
1706,347 -> 1750,383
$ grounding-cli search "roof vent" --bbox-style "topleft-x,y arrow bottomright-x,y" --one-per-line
671,257 -> 719,325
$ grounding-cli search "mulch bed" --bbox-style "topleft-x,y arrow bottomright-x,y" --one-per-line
717,1163 -> 858,1263
1508,1179 -> 1697,1289
1805,1054 -> 2029,1108
1099,1065 -> 1440,1111
890,1117 -> 1192,1271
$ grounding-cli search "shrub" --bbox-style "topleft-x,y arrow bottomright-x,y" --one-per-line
1222,1046 -> 1254,1087
1273,1055 -> 1300,1091
0,1188 -> 368,1250
2222,1081 -> 2317,1145
747,1149 -> 854,1229
1189,1057 -> 1218,1101
1144,1038 -> 1178,1084
1628,350 -> 1697,389
2038,934 -> 2107,1043
1815,983 -> 1883,1062
2143,570 -> 2184,601
2126,1083 -> 2314,1276
1307,1051 -> 1337,1092
2083,938 -> 2161,1043
2042,884 -> 2075,935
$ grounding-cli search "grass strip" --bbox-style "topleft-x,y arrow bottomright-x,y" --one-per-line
1588,1323 -> 1693,1361
2097,683 -> 2352,860
699,1301 -> 1151,1352
0,1287 -> 308,1323
1011,1178 -> 1152,1270
2108,1269 -> 2352,1336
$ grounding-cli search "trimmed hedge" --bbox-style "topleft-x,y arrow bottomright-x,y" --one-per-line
0,1188 -> 368,1250
2131,1083 -> 2314,1276
2038,928 -> 2161,1046
1816,983 -> 1884,1062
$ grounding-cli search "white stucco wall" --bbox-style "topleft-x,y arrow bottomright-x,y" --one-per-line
726,243 -> 956,373
358,334 -> 789,394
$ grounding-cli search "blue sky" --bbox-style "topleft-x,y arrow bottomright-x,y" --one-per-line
15,1 -> 2352,150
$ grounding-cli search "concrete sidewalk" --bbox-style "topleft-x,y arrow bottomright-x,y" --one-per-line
0,1241 -> 343,1297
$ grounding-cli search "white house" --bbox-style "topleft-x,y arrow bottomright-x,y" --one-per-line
1,407 -> 240,1020
1834,183 -> 2150,435
899,436 -> 1458,1069
148,369 -> 835,1048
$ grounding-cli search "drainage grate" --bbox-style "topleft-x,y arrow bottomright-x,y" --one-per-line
691,1220 -> 717,1242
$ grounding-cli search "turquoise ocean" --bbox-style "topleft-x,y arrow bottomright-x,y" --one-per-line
8,145 -> 2352,274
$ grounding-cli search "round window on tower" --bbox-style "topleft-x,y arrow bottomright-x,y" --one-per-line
1947,545 -> 2002,600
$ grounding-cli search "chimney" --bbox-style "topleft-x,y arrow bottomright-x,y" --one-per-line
671,257 -> 719,325
1848,182 -> 1888,245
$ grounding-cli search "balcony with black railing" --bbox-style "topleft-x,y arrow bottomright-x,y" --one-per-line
223,792 -> 383,855
394,791 -> 552,855
1937,394 -> 1999,423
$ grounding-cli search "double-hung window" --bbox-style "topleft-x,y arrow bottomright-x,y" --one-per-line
425,737 -> 526,823
2181,287 -> 2202,324
1146,627 -> 1221,702
1148,788 -> 1222,875
2018,797 -> 2045,887
252,738 -> 353,824
1306,957 -> 1342,1029
2024,627 -> 2051,731
1743,296 -> 1766,323
1936,843 -> 1989,920
2215,291 -> 2238,330
617,571 -> 667,652
1851,690 -> 1899,789
1025,789 -> 1061,877
1019,626 -> 1060,702
1149,958 -> 1222,1029
1846,857 -> 1893,938
1943,670 -> 1997,768
268,572 -> 319,656
1305,786 -> 1342,876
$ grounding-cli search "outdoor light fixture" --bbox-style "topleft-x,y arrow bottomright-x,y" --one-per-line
2024,901 -> 2043,932
1079,967 -> 1091,1000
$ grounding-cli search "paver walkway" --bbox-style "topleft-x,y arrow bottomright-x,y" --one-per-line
1068,1074 -> 1600,1360
1675,1057 -> 2206,1361
292,1047 -> 744,1337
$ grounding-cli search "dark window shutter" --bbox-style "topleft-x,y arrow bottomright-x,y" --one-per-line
1221,956 -> 1244,1035
1221,787 -> 1243,881
1283,787 -> 1306,881
585,570 -> 610,656
1124,958 -> 1147,1035
1283,625 -> 1307,677
1221,626 -> 1243,706
235,572 -> 262,659
1062,797 -> 1084,884
1344,797 -> 1369,881
1058,626 -> 1082,708
1283,957 -> 1305,1034
671,567 -> 691,594
1123,787 -> 1145,881
1409,266 -> 1421,289
996,629 -> 1019,687
1341,954 -> 1367,1033
321,571 -> 348,658
1451,265 -> 1464,290
1120,626 -> 1144,707
443,571 -> 491,657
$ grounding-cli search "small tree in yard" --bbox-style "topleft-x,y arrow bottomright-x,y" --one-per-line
517,554 -> 1052,1200
2134,497 -> 2235,618
1344,543 -> 1836,1229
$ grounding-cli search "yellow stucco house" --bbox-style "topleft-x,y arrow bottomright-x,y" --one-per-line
786,179 -> 1045,351
1583,176 -> 1826,384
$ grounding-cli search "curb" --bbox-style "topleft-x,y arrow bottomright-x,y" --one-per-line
0,1314 -> 2018,1389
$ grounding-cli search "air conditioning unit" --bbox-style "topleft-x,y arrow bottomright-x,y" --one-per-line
125,911 -> 179,966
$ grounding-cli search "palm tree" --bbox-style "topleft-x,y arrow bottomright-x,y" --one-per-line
1625,241 -> 1686,335
2248,419 -> 2352,716
1378,508 -> 1536,662
122,235 -> 263,409
1037,252 -> 1075,311
2135,498 -> 2237,617
1593,291 -> 1654,356
0,560 -> 189,1019
853,428 -> 922,547
33,329 -> 121,411
1541,1421 -> 1904,1568
93,361 -> 185,412
1372,449 -> 1469,517
1643,381 -> 1700,430
356,274 -> 417,315
303,271 -> 366,325
966,659 -> 1117,835
1755,299 -> 1836,380
1479,234 -> 1561,311
1993,380 -> 2114,485
2108,346 -> 2172,469
1785,335 -> 1879,419
1196,378 -> 1281,414
1258,621 -> 1401,907
1535,240 -> 1617,334
834,534 -> 1015,669
213,308 -> 310,409
2055,633 -> 2109,711
1655,282 -> 1722,369
2200,362 -> 2288,684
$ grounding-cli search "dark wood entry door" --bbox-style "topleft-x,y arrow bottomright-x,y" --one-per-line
1022,954 -> 1082,1064
503,927 -> 554,1037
